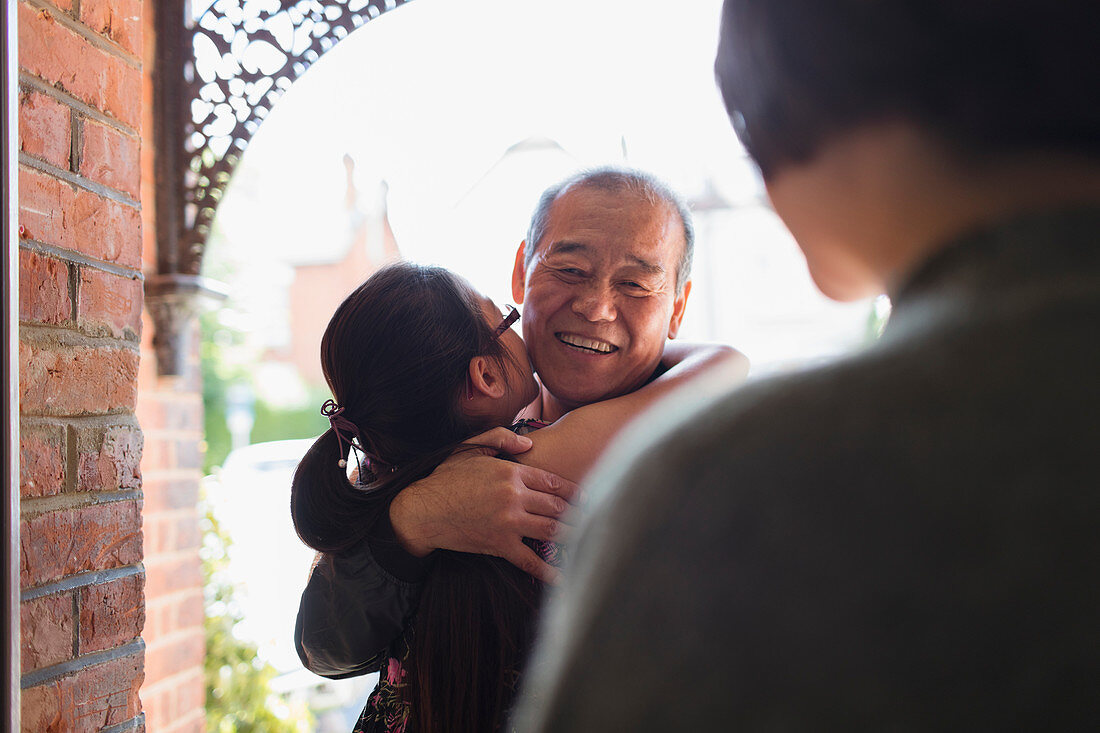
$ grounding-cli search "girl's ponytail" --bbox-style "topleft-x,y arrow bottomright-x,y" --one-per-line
290,428 -> 386,554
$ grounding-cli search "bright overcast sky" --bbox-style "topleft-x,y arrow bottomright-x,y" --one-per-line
212,0 -> 746,272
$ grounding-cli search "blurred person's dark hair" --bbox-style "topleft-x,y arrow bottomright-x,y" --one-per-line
715,0 -> 1100,179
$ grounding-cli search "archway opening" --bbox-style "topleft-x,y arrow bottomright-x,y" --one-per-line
187,0 -> 878,726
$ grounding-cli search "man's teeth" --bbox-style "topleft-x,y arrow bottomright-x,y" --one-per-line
558,334 -> 616,353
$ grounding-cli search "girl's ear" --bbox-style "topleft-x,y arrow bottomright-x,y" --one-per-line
467,356 -> 507,399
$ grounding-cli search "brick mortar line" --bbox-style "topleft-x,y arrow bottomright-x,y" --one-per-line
20,413 -> 141,430
19,488 -> 143,518
19,407 -> 141,421
20,155 -> 141,209
20,239 -> 145,280
18,73 -> 136,136
69,107 -> 83,174
21,564 -> 144,602
66,250 -> 80,323
22,0 -> 142,69
100,713 -> 146,733
17,313 -> 142,347
64,422 -> 78,492
18,322 -> 142,351
20,637 -> 145,689
71,587 -> 80,656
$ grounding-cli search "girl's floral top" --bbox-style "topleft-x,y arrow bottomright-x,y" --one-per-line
354,647 -> 411,733
353,419 -> 559,733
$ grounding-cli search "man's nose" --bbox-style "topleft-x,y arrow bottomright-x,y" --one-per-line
572,285 -> 616,322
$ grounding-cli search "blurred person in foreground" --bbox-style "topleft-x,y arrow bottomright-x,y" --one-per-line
515,1 -> 1100,729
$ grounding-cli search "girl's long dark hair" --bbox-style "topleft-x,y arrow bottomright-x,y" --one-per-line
290,262 -> 542,731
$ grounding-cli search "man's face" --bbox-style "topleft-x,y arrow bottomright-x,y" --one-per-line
511,185 -> 691,414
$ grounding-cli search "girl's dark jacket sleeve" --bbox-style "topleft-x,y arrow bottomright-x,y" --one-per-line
294,509 -> 432,678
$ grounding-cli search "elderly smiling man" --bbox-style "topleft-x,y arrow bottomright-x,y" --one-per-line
510,171 -> 696,420
294,167 -> 737,678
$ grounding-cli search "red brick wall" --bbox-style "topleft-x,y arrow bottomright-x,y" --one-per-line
17,0 -> 147,729
134,328 -> 205,732
134,1 -> 208,729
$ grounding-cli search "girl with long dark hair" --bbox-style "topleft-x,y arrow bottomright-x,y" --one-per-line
290,261 -> 743,732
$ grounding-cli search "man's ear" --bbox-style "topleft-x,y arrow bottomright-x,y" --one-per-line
468,356 -> 507,399
666,280 -> 692,339
511,241 -> 528,305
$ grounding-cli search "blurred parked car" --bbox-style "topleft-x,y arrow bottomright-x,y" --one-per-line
204,439 -> 376,732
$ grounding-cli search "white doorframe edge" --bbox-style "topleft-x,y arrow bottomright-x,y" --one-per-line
3,0 -> 22,726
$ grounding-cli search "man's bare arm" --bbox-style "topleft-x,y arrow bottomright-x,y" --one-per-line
515,343 -> 749,483
389,346 -> 747,576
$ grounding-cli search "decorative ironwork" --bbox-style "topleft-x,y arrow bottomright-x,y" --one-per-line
151,0 -> 410,374
181,0 -> 412,275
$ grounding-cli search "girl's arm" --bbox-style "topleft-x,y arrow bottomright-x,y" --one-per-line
516,343 -> 748,482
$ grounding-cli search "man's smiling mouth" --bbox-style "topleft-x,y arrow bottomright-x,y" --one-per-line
556,333 -> 618,354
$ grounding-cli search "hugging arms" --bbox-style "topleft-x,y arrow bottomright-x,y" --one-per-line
295,338 -> 746,678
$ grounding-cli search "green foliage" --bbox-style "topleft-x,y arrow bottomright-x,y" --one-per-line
202,505 -> 313,732
251,395 -> 330,446
201,309 -> 247,473
201,309 -> 328,474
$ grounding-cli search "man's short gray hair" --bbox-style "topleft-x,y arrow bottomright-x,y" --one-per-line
523,167 -> 695,296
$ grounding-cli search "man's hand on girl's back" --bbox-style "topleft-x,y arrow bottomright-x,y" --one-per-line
389,427 -> 579,585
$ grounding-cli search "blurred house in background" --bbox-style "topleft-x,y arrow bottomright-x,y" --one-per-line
284,155 -> 401,388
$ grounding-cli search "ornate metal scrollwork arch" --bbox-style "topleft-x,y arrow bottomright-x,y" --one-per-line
150,0 -> 412,374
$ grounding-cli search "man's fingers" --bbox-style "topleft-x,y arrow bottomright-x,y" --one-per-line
504,545 -> 563,585
517,464 -> 581,503
461,427 -> 533,456
517,513 -> 572,545
522,489 -> 573,522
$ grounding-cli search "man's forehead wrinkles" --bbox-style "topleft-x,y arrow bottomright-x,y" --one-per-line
544,241 -> 665,274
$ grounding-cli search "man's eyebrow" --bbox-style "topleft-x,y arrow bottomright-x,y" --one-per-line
546,242 -> 665,275
545,241 -> 590,256
625,255 -> 665,276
